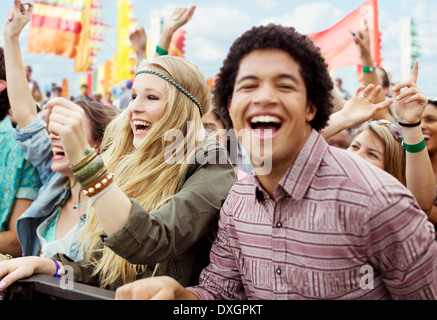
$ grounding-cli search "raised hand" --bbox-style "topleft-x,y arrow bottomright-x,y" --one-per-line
392,61 -> 428,125
352,22 -> 372,63
340,84 -> 393,128
129,26 -> 147,57
322,84 -> 393,140
3,0 -> 33,38
43,98 -> 92,166
163,6 -> 196,34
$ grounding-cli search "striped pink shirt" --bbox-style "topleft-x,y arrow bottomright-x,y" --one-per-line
188,130 -> 437,300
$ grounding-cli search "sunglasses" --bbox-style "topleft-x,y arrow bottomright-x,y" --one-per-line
372,120 -> 403,143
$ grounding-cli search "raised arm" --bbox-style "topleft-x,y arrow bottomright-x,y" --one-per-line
129,26 -> 147,70
3,0 -> 37,128
130,6 -> 196,69
392,61 -> 434,215
154,6 -> 196,58
322,84 -> 393,140
353,24 -> 395,123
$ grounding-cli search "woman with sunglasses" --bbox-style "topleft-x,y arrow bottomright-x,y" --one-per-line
324,61 -> 434,215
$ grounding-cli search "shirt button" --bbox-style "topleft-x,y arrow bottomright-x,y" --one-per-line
276,268 -> 282,275
276,222 -> 283,228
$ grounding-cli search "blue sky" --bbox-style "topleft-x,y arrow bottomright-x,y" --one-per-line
0,0 -> 436,97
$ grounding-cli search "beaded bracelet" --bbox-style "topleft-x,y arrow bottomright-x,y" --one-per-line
5,254 -> 12,260
83,172 -> 114,198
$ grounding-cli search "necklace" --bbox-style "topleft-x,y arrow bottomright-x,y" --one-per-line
73,201 -> 88,210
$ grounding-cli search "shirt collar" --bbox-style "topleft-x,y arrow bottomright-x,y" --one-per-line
252,130 -> 328,201
0,117 -> 12,132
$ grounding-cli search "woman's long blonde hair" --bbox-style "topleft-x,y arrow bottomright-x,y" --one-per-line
78,56 -> 212,288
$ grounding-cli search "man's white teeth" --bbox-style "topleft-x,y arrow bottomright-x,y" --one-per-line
250,115 -> 281,124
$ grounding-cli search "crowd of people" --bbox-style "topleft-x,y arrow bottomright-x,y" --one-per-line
0,0 -> 437,301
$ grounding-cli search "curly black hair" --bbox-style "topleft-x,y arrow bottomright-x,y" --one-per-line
213,24 -> 334,132
0,47 -> 10,121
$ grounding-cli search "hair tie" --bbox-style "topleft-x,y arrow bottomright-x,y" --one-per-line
135,70 -> 204,116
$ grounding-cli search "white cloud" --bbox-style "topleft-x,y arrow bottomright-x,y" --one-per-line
187,5 -> 251,39
187,37 -> 224,63
258,2 -> 346,34
241,0 -> 279,11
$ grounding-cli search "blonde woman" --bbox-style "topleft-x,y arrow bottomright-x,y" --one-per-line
0,52 -> 236,291
348,121 -> 406,186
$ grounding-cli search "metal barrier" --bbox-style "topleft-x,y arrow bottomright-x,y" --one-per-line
4,274 -> 115,300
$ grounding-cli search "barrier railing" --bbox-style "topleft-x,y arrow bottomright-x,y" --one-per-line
4,274 -> 115,300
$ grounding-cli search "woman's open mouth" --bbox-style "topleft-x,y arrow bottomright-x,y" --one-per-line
52,146 -> 66,161
134,120 -> 152,135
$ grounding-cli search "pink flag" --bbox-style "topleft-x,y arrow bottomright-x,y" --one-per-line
308,0 -> 381,69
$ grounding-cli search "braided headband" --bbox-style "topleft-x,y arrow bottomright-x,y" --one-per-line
135,70 -> 204,116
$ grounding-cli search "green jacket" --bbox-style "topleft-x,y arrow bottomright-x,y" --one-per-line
54,140 -> 237,291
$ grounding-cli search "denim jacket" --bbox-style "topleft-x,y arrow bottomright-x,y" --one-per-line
15,117 -> 83,259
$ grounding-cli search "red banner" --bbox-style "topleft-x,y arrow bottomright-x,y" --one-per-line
308,0 -> 381,70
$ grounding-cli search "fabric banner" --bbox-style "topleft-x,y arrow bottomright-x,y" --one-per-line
75,0 -> 109,72
61,78 -> 69,97
74,0 -> 92,72
29,0 -> 87,58
117,0 -> 136,82
308,0 -> 381,70
29,0 -> 108,73
169,29 -> 186,58
103,60 -> 112,95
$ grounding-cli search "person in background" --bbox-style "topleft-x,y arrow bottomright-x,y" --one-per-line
51,86 -> 63,99
326,61 -> 435,215
352,23 -> 396,123
422,97 -> 437,224
2,1 -> 119,260
0,46 -> 41,259
113,80 -> 133,111
326,128 -> 352,150
202,107 -> 248,180
25,65 -> 42,106
334,78 -> 351,100
102,92 -> 113,107
77,84 -> 92,102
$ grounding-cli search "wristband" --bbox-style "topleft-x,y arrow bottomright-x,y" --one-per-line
5,254 -> 13,260
156,45 -> 169,56
52,260 -> 62,279
398,120 -> 422,128
401,139 -> 426,153
363,66 -> 376,73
